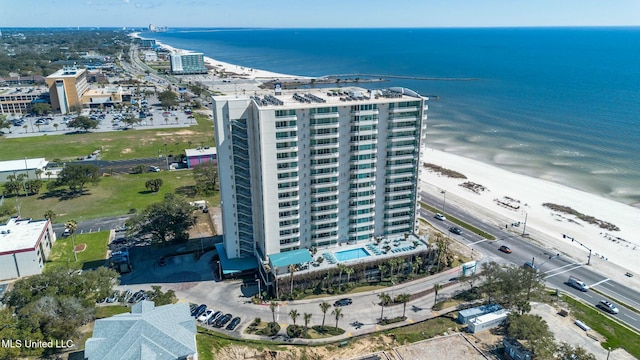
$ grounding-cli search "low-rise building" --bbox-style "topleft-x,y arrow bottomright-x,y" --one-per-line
467,309 -> 510,334
85,300 -> 197,360
0,157 -> 48,182
0,217 -> 56,281
184,147 -> 217,169
0,87 -> 49,114
503,337 -> 532,360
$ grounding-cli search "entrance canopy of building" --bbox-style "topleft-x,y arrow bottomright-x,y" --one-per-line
215,243 -> 258,275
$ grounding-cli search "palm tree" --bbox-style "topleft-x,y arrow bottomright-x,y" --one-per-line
303,313 -> 312,336
331,307 -> 343,329
378,292 -> 391,320
269,301 -> 278,324
388,258 -> 398,277
45,171 -> 52,180
23,124 -> 28,133
319,301 -> 331,329
433,283 -> 442,307
345,267 -> 354,284
378,263 -> 388,281
337,264 -> 346,284
414,257 -> 423,274
289,264 -> 298,295
35,169 -> 43,180
289,309 -> 299,327
64,220 -> 79,262
396,293 -> 411,318
43,210 -> 56,221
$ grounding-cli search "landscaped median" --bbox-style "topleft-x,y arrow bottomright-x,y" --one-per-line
420,201 -> 496,240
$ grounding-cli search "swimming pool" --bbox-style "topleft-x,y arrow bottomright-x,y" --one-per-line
334,248 -> 371,262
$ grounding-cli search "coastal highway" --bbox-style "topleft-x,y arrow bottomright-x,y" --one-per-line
419,190 -> 640,332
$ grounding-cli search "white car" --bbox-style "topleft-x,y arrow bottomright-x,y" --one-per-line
434,213 -> 447,221
198,309 -> 214,323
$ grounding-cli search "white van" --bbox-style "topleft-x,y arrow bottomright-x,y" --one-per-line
567,276 -> 589,292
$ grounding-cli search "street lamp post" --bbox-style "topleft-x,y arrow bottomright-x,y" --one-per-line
521,211 -> 528,236
256,279 -> 262,300
563,234 -> 592,265
607,347 -> 611,360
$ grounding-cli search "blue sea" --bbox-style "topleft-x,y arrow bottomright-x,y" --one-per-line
141,28 -> 640,206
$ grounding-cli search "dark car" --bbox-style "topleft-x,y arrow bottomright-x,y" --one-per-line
189,303 -> 198,314
499,245 -> 512,254
334,298 -> 353,307
208,311 -> 223,325
214,313 -> 233,328
192,304 -> 207,318
449,226 -> 463,235
128,290 -> 145,304
226,317 -> 241,330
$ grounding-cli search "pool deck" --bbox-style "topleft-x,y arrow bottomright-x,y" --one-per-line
277,234 -> 430,277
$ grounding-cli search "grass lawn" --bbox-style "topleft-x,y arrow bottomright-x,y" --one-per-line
420,202 -> 496,240
46,231 -> 109,271
94,305 -> 130,319
383,314 -> 460,344
0,114 -> 214,162
12,170 -> 216,223
563,295 -> 640,358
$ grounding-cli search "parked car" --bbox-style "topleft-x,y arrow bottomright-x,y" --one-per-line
122,289 -> 133,302
434,213 -> 446,221
189,303 -> 198,315
106,291 -> 120,303
334,298 -> 353,307
226,317 -> 241,330
192,304 -> 207,318
449,226 -> 463,235
129,290 -> 145,304
208,311 -> 223,325
499,245 -> 512,254
197,309 -> 214,323
597,300 -> 619,314
214,314 -> 233,328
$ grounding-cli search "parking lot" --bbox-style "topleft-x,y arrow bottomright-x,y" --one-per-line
3,98 -> 197,139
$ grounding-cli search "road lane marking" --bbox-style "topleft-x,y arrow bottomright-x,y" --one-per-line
589,278 -> 610,287
470,239 -> 487,245
544,264 -> 583,279
623,313 -> 637,322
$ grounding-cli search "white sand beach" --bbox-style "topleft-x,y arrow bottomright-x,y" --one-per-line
419,147 -> 640,286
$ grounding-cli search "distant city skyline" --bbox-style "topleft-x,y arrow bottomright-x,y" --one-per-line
2,0 -> 640,28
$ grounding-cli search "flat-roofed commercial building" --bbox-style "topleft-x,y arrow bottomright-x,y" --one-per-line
81,86 -> 131,108
45,66 -> 89,114
170,51 -> 207,75
0,157 -> 48,182
213,87 -> 428,265
0,87 -> 49,114
140,38 -> 156,48
0,217 -> 56,280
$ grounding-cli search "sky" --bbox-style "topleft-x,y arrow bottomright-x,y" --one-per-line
2,0 -> 640,28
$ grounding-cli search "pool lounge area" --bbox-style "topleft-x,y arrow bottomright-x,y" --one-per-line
273,233 -> 430,278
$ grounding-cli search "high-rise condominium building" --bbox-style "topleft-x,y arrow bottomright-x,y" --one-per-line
169,51 -> 207,75
213,87 -> 428,265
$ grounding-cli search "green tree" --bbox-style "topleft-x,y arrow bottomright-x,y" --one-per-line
121,113 -> 139,128
67,116 -> 98,132
145,178 -> 164,192
0,115 -> 11,134
64,220 -> 79,261
31,103 -> 51,115
555,342 -> 596,360
192,163 -> 218,195
507,313 -> 556,358
289,309 -> 299,326
378,292 -> 392,320
131,164 -> 146,174
331,307 -> 343,329
158,90 -> 178,108
24,179 -> 43,195
269,301 -> 278,324
43,209 -> 56,221
319,301 -> 331,329
126,193 -> 196,245
433,283 -> 442,307
53,123 -> 59,131
303,312 -> 312,336
146,285 -> 176,306
3,177 -> 21,196
57,163 -> 100,193
396,293 -> 411,318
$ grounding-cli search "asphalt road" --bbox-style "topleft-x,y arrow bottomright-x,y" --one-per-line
419,190 -> 640,332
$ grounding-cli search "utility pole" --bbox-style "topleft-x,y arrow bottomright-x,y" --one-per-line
441,190 -> 446,215
521,211 -> 528,236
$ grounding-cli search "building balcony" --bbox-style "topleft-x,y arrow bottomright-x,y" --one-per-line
389,106 -> 419,113
310,112 -> 340,120
350,109 -> 379,116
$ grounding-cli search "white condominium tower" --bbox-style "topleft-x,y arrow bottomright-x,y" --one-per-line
213,87 -> 428,263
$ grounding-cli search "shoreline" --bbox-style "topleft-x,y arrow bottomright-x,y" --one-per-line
420,147 -> 640,286
129,32 -> 639,283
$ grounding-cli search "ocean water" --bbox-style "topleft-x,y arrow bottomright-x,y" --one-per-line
141,28 -> 640,206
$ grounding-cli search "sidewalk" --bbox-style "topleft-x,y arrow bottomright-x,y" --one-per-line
222,268 -> 471,344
